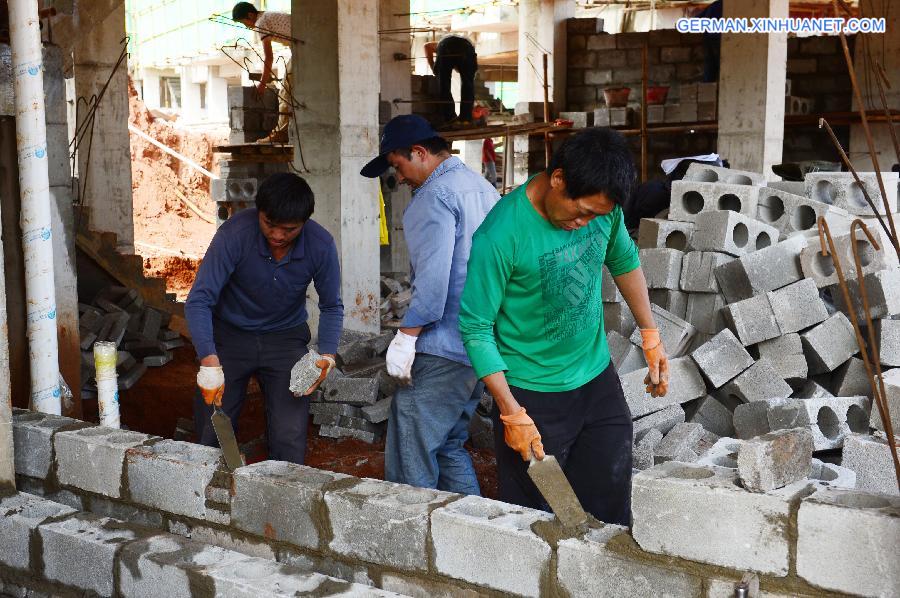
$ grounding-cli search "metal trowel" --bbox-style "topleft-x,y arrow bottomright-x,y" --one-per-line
211,406 -> 244,471
527,454 -> 588,528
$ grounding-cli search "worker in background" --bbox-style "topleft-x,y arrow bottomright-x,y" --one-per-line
697,0 -> 722,83
360,114 -> 499,494
459,128 -> 669,525
482,137 -> 498,188
186,173 -> 344,465
232,2 -> 293,143
424,35 -> 478,126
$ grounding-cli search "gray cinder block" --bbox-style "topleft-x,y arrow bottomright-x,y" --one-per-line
640,248 -> 684,290
683,162 -> 765,187
696,436 -> 744,469
12,410 -> 85,479
211,178 -> 258,204
632,403 -> 686,440
633,428 -> 665,471
653,422 -> 705,464
622,357 -> 707,418
768,396 -> 871,451
603,301 -> 637,337
680,251 -> 733,293
649,289 -> 688,320
841,433 -> 899,496
831,356 -> 870,397
723,294 -> 781,346
690,329 -> 754,389
684,292 -> 727,335
361,396 -> 393,424
801,312 -> 858,375
0,493 -> 76,571
767,278 -> 828,334
714,235 -> 807,303
804,171 -> 899,216
809,458 -> 856,489
322,377 -> 380,406
559,111 -> 594,128
756,187 -> 851,238
720,359 -> 792,404
871,368 -> 900,434
800,229 -> 886,288
734,398 -> 790,439
831,267 -> 900,321
757,333 -> 808,382
629,303 -> 696,357
876,318 -> 900,367
637,218 -> 694,251
608,330 -> 646,375
689,395 -> 736,437
289,351 -> 323,396
601,267 -> 623,302
737,428 -> 814,492
669,181 -> 762,224
55,427 -> 154,499
691,210 -> 779,258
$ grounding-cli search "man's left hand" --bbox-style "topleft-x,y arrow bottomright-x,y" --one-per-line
303,354 -> 336,396
640,328 -> 669,397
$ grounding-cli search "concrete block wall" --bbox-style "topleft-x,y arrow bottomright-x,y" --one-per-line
5,407 -> 895,596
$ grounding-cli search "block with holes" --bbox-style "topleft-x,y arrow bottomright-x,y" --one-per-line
767,396 -> 870,451
669,181 -> 762,223
714,235 -> 807,303
637,218 -> 694,250
804,171 -> 899,216
680,251 -> 733,294
799,229 -> 886,287
682,162 -> 766,187
690,210 -> 779,258
755,187 -> 851,239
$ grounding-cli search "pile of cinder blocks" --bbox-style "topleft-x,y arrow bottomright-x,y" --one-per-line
79,286 -> 185,397
227,85 -> 279,144
613,162 -> 900,495
379,273 -> 412,328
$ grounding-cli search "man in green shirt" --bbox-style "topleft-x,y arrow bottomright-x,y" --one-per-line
458,127 -> 669,525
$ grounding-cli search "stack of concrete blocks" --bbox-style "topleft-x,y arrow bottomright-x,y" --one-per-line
379,273 -> 412,327
79,286 -> 185,399
227,85 -> 279,144
617,163 -> 900,485
307,330 -> 395,443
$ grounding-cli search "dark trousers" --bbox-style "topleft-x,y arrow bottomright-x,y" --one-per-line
193,319 -> 312,464
434,37 -> 478,121
491,363 -> 634,526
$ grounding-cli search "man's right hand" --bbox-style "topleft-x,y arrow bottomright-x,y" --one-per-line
499,408 -> 545,461
197,363 -> 225,407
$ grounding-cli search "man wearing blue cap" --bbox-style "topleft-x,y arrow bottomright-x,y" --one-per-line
361,114 -> 499,494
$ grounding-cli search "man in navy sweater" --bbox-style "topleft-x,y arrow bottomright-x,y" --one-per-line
186,173 -> 344,464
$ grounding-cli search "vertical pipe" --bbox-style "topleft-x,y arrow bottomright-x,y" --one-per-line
9,0 -> 61,415
93,341 -> 120,428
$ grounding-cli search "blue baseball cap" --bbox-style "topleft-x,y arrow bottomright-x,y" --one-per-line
360,114 -> 440,178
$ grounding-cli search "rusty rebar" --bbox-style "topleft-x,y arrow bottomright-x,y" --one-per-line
817,217 -> 900,491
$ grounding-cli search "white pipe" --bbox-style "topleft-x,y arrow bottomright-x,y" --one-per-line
9,0 -> 61,414
93,341 -> 120,428
127,124 -> 217,179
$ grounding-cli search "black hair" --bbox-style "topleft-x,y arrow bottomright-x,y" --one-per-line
232,2 -> 258,21
547,127 -> 635,205
392,136 -> 451,160
256,173 -> 315,223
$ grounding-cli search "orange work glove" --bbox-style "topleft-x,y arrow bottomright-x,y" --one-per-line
303,354 -> 336,395
197,366 -> 225,408
640,328 -> 669,398
499,408 -> 546,461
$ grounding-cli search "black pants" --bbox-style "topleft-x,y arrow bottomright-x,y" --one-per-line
434,37 -> 478,121
491,363 -> 633,526
193,319 -> 312,464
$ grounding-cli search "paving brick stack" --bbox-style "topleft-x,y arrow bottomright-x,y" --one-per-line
614,162 -> 900,496
79,285 -> 185,398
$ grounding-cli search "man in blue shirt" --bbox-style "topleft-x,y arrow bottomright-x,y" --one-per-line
361,115 -> 499,494
186,173 -> 344,465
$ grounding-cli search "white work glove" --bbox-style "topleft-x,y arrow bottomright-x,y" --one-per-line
386,331 -> 417,382
197,366 -> 225,407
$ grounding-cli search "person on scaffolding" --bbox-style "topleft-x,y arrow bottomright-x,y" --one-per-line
232,2 -> 293,143
424,35 -> 478,128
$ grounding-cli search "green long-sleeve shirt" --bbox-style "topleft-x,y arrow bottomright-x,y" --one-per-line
458,180 -> 641,392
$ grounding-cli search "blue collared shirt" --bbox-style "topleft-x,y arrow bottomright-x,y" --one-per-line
403,156 -> 500,365
185,208 -> 344,359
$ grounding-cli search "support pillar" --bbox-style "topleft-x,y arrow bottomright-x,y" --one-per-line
293,0 -> 380,333
716,0 -> 788,177
849,0 -> 900,171
206,67 -> 229,124
179,66 -> 203,124
516,0 -> 575,109
140,69 -> 161,110
74,4 -> 134,251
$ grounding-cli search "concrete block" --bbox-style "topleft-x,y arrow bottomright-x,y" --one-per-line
639,248 -> 683,289
632,462 -> 811,575
800,312 -> 858,374
809,458 -> 856,489
800,229 -> 886,287
756,333 -> 808,382
714,235 -> 807,303
0,493 -> 76,571
632,403 -> 685,440
654,422 -> 705,464
633,428 -> 664,470
795,379 -> 834,399
689,395 -> 736,437
797,488 -> 900,596
649,289 -> 688,320
211,178 -> 257,204
607,330 -> 646,375
804,171 -> 899,216
323,376 -> 380,406
697,101 -> 716,122
733,398 -> 788,439
876,318 -> 900,366
431,495 -> 553,597
210,557 -> 388,597
232,461 -> 351,550
691,210 -> 779,258
684,162 -> 765,187
766,278 -> 828,334
680,251 -> 733,293
831,267 -> 900,321
871,368 -> 900,433
637,218 -> 694,250
289,350 -> 322,396
737,428 -> 814,492
609,106 -> 631,127
319,424 -> 381,443
720,359 -> 792,404
326,478 -> 455,570
603,301 -> 637,337
628,303 -> 696,357
646,104 -> 665,124
12,410 -> 84,479
841,433 -> 900,495
669,181 -> 762,223
592,107 -> 610,127
40,513 -> 148,596
723,295 -> 780,346
361,396 -> 393,424
622,357 -> 707,418
559,111 -> 593,128
696,437 -> 744,469
601,266 -> 623,302
125,440 -> 221,520
690,329 -> 753,388
768,396 -> 871,450
831,356 -> 871,397
55,426 -> 154,498
756,187 -> 850,238
557,525 -> 702,597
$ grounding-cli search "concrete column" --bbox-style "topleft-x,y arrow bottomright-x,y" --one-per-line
849,0 -> 900,171
517,0 -> 575,109
74,3 -> 134,251
293,0 -> 381,333
206,67 -> 230,124
140,69 -> 161,110
179,67 -> 202,124
716,0 -> 788,177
